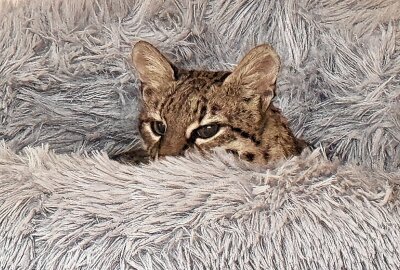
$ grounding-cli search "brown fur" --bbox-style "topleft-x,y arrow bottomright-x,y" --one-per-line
131,41 -> 307,165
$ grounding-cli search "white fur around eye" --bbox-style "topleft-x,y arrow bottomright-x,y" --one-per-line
199,117 -> 222,126
143,112 -> 165,139
143,122 -> 162,141
185,121 -> 200,139
199,110 -> 227,127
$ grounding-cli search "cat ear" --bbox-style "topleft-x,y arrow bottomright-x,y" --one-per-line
223,44 -> 280,108
131,41 -> 175,90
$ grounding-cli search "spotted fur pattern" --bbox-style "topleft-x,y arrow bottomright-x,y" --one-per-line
132,41 -> 306,164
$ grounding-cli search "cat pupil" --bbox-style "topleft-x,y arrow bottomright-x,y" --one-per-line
196,124 -> 220,139
151,121 -> 166,136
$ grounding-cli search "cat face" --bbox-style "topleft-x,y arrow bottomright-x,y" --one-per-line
132,41 -> 283,162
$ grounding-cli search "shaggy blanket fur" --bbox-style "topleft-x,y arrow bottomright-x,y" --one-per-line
1,144 -> 400,269
0,0 -> 399,269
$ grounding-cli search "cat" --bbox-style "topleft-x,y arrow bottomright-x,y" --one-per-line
129,41 -> 307,165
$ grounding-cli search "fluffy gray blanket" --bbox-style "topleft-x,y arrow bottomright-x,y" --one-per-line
1,144 -> 400,269
0,0 -> 399,269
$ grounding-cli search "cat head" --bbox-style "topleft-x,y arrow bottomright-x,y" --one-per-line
132,41 -> 280,160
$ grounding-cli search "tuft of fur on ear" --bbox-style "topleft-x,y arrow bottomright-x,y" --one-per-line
131,41 -> 175,90
224,44 -> 280,109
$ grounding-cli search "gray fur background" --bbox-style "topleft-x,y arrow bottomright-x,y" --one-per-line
0,0 -> 400,269
0,0 -> 399,170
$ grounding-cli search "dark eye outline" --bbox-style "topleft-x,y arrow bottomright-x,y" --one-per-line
150,121 -> 166,136
195,124 -> 220,139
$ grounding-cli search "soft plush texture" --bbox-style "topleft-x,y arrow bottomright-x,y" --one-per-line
1,144 -> 400,269
0,0 -> 399,269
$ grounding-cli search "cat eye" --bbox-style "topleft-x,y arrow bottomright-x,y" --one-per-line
196,124 -> 220,139
150,121 -> 166,136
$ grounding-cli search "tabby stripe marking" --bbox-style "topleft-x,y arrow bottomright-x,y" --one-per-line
229,127 -> 261,146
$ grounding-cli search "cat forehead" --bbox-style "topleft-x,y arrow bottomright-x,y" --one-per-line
140,69 -> 238,124
175,69 -> 230,89
161,70 -> 232,116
